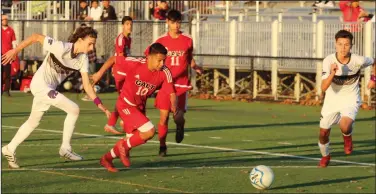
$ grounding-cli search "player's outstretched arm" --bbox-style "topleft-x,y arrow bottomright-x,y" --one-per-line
2,33 -> 45,64
81,71 -> 111,118
92,56 -> 116,85
321,63 -> 338,92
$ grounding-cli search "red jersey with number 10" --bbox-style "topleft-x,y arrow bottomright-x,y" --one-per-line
116,56 -> 174,107
145,32 -> 193,95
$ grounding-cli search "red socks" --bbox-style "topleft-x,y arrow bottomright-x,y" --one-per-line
158,124 -> 168,147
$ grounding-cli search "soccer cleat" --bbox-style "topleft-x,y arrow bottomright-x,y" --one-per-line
175,122 -> 185,143
100,155 -> 118,173
343,135 -> 353,155
104,124 -> 123,135
59,148 -> 83,161
318,155 -> 331,168
81,95 -> 91,101
2,146 -> 20,169
159,146 -> 167,157
116,140 -> 131,167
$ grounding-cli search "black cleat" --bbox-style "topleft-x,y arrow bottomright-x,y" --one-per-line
175,122 -> 185,143
159,146 -> 167,157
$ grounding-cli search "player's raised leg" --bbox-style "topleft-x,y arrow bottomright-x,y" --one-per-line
101,102 -> 154,172
340,118 -> 353,155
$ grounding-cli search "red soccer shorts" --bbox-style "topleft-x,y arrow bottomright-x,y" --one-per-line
116,98 -> 152,134
154,90 -> 187,112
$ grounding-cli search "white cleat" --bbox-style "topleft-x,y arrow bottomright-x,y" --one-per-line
2,146 -> 20,169
59,148 -> 83,161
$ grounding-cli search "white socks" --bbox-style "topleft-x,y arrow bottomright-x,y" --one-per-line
318,141 -> 330,157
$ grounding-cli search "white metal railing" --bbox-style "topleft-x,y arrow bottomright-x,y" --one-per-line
9,0 -> 216,21
7,19 -> 375,100
9,20 -> 375,67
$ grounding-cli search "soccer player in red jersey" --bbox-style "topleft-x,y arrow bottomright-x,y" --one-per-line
145,10 -> 203,157
97,43 -> 177,172
104,16 -> 133,135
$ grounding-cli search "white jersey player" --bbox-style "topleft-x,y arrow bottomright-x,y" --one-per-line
1,27 -> 111,169
318,30 -> 375,167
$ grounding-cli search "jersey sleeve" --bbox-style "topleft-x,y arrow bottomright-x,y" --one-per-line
11,29 -> 16,41
160,67 -> 175,95
361,56 -> 374,69
115,35 -> 125,56
79,55 -> 90,73
43,36 -> 66,55
322,57 -> 331,80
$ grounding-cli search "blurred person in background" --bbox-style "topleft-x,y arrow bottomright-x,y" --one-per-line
101,0 -> 117,21
151,0 -> 169,20
339,0 -> 372,55
2,14 -> 16,97
78,0 -> 89,20
339,0 -> 372,23
86,0 -> 102,21
313,1 -> 335,8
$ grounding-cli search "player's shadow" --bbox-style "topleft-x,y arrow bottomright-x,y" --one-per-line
19,158 -> 100,168
271,175 -> 374,190
185,116 -> 376,132
1,135 -> 110,144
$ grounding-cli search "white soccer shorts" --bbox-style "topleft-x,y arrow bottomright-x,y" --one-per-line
31,89 -> 78,112
319,105 -> 359,129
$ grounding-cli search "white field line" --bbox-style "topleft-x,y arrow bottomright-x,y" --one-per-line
2,165 -> 374,172
2,125 -> 375,167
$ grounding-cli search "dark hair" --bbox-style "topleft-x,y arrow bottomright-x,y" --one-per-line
79,0 -> 87,4
68,26 -> 97,43
167,9 -> 182,21
335,30 -> 353,44
149,43 -> 167,55
91,0 -> 98,4
121,16 -> 133,24
160,0 -> 167,3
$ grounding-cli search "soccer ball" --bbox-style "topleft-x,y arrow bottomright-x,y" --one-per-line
63,81 -> 73,90
249,165 -> 274,190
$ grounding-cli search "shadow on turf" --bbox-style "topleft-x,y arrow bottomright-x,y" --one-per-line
1,134 -> 117,144
2,104 -> 223,118
184,116 -> 376,132
271,175 -> 374,190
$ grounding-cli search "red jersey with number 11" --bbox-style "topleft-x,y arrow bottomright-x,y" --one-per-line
145,32 -> 193,95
